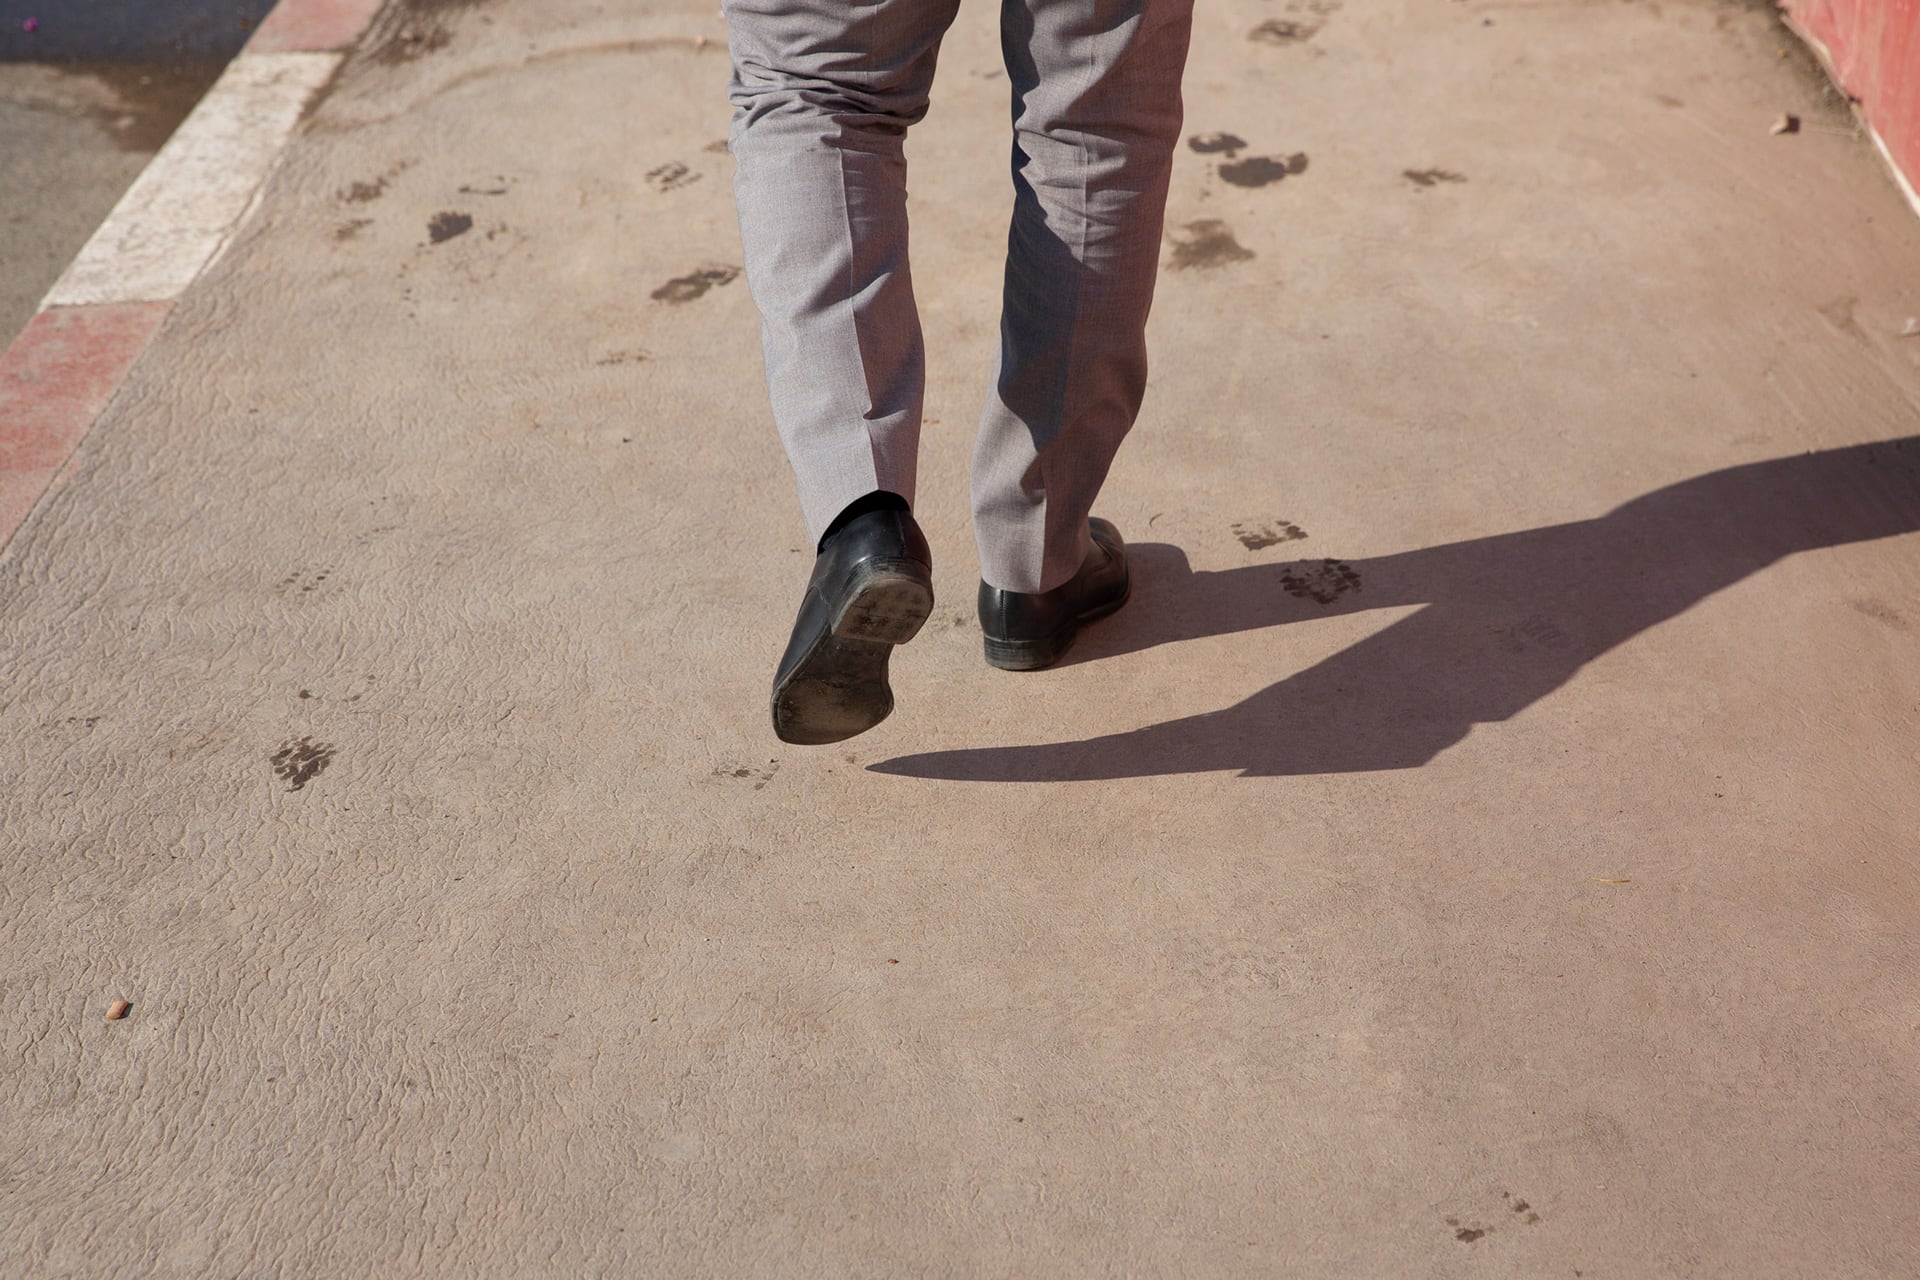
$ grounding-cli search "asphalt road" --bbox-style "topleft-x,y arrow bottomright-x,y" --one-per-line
0,0 -> 276,59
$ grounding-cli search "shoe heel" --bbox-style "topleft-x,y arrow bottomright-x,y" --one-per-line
984,631 -> 1067,672
833,560 -> 934,645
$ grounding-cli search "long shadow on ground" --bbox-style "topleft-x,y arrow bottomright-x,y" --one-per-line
873,437 -> 1920,780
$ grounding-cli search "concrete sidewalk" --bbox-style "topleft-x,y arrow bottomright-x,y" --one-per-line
4,0 -> 1919,1274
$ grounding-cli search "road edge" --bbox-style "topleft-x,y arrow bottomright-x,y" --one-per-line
0,0 -> 387,555
1781,9 -> 1920,222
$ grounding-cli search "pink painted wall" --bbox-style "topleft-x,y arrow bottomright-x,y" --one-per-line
1786,0 -> 1920,204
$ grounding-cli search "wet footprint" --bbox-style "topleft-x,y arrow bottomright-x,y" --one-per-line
647,162 -> 701,192
1189,132 -> 1250,157
276,566 -> 333,595
426,211 -> 472,243
1232,520 -> 1307,550
1280,559 -> 1360,604
1190,135 -> 1308,188
1250,17 -> 1322,44
1167,220 -> 1255,270
1442,1191 -> 1545,1245
337,159 -> 413,205
712,761 -> 777,790
340,177 -> 389,204
1220,152 -> 1309,188
651,266 -> 740,303
271,737 -> 335,792
1500,1191 -> 1544,1226
1495,615 -> 1572,654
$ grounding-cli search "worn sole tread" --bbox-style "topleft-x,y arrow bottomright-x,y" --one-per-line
773,567 -> 934,745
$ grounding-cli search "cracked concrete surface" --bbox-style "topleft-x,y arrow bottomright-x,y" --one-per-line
3,0 -> 1919,1274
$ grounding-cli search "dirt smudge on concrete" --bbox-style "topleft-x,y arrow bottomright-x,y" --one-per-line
370,0 -> 499,67
1817,295 -> 1866,341
1851,597 -> 1908,629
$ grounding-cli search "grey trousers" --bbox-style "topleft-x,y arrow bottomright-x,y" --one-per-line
726,0 -> 1194,594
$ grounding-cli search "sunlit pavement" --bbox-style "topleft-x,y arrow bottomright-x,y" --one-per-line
3,0 -> 1918,1273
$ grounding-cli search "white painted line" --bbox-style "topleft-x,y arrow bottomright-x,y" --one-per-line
1865,124 -> 1920,222
43,51 -> 342,308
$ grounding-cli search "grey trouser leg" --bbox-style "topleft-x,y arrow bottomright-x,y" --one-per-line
727,0 -> 1193,591
726,0 -> 963,543
973,0 -> 1193,592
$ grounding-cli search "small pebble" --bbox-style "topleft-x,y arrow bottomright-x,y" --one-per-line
105,999 -> 131,1021
1770,113 -> 1800,135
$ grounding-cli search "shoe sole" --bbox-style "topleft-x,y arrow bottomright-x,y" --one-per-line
982,579 -> 1132,672
772,559 -> 934,745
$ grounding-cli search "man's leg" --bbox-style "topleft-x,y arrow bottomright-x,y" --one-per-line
971,0 -> 1195,594
727,0 -> 963,545
728,0 -> 962,743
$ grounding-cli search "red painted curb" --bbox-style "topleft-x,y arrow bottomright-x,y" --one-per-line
0,303 -> 173,547
247,0 -> 388,54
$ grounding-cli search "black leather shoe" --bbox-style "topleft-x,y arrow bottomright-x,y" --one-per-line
771,507 -> 934,745
977,517 -> 1130,671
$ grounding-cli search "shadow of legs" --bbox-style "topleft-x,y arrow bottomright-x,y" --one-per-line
874,437 -> 1920,780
